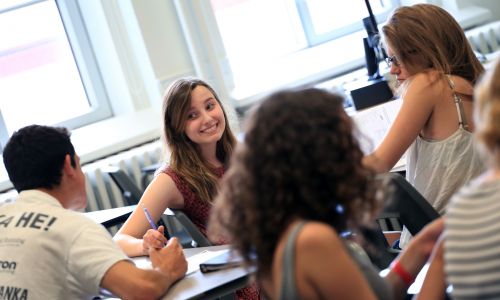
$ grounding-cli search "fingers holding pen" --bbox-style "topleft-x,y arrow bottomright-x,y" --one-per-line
141,204 -> 168,250
143,225 -> 168,250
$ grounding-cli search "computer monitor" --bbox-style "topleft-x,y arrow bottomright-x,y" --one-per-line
345,0 -> 393,110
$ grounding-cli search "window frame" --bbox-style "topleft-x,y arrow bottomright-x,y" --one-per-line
191,0 -> 403,105
0,0 -> 112,149
295,0 -> 399,46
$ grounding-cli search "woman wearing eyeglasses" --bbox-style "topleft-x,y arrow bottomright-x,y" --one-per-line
363,4 -> 485,248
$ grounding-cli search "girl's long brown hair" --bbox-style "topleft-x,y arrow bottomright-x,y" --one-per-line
162,78 -> 236,203
382,4 -> 484,84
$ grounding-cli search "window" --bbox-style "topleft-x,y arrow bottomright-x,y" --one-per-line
296,0 -> 397,46
0,0 -> 111,150
208,0 -> 397,102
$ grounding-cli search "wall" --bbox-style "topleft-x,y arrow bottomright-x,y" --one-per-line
131,0 -> 193,86
130,0 -> 500,106
475,0 -> 500,20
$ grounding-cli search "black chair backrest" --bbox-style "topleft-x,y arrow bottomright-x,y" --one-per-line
159,211 -> 196,248
102,166 -> 143,206
364,173 -> 440,269
140,163 -> 162,190
379,172 -> 440,236
166,209 -> 212,248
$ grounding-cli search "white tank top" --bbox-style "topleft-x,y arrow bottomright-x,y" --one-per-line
399,76 -> 485,248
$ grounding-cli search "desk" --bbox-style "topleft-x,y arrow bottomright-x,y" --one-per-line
84,206 -> 177,230
84,205 -> 137,227
133,245 -> 253,300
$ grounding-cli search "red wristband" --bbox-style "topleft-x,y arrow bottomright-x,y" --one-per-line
391,260 -> 415,286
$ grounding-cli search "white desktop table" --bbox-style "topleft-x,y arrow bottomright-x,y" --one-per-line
133,245 -> 253,300
83,205 -> 176,228
84,205 -> 137,227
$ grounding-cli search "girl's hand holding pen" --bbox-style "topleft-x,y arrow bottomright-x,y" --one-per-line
141,204 -> 168,252
143,225 -> 168,252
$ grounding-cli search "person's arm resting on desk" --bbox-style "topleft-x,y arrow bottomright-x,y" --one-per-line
101,238 -> 187,299
114,173 -> 184,257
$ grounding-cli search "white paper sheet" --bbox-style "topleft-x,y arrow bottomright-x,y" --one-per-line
134,249 -> 230,275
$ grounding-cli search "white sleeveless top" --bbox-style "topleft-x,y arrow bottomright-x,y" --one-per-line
399,76 -> 485,248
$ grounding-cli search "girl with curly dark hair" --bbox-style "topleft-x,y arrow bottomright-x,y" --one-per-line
210,88 -> 443,299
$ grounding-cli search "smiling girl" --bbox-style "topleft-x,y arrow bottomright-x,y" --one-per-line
115,77 -> 235,254
114,78 -> 260,299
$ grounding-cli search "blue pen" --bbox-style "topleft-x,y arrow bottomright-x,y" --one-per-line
142,205 -> 158,230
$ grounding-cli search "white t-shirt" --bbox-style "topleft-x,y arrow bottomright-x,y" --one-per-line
0,190 -> 129,299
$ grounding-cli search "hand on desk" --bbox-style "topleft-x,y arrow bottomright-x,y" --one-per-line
143,225 -> 168,252
150,237 -> 188,281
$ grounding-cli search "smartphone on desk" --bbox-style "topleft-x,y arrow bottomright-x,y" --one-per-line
199,250 -> 247,273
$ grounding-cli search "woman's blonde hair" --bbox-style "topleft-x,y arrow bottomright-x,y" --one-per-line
474,59 -> 500,165
382,4 -> 483,83
162,78 -> 236,203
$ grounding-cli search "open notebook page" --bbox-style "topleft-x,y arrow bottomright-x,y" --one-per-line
350,98 -> 405,171
133,249 -> 229,275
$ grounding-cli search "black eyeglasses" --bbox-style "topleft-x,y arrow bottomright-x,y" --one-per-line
385,55 -> 400,67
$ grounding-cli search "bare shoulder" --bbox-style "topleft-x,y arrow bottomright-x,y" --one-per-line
449,75 -> 474,97
407,72 -> 445,93
151,171 -> 176,187
147,172 -> 178,191
296,222 -> 344,250
142,172 -> 184,209
408,71 -> 474,95
292,222 -> 378,300
403,72 -> 449,103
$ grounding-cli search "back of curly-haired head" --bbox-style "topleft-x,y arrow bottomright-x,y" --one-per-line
474,58 -> 500,165
211,88 -> 380,277
161,77 -> 236,203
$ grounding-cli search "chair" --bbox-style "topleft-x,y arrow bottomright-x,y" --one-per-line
140,162 -> 162,190
101,166 -> 142,206
162,209 -> 212,248
378,172 -> 440,236
368,173 -> 440,269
